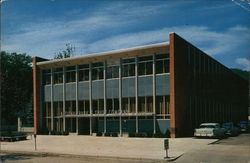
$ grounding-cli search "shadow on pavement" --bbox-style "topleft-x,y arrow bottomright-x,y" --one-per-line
0,152 -> 44,162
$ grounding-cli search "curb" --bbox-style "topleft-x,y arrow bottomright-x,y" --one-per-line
0,150 -> 169,162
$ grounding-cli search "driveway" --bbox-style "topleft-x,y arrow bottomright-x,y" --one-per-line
174,134 -> 250,163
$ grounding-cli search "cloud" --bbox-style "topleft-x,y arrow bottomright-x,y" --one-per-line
2,1 -> 250,65
0,0 -> 8,3
3,2 -> 174,58
85,25 -> 250,58
235,58 -> 250,70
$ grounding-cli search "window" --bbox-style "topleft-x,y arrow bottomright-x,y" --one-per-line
107,98 -> 119,114
156,96 -> 170,115
66,66 -> 76,83
156,54 -> 169,74
92,99 -> 104,114
53,101 -> 63,116
121,97 -> 135,113
122,58 -> 135,77
65,101 -> 76,115
79,69 -> 89,81
138,96 -> 153,113
138,97 -> 146,112
92,62 -> 104,80
54,68 -> 63,84
79,64 -> 89,81
42,69 -> 51,85
44,102 -> 51,117
138,55 -> 153,76
106,66 -> 119,79
78,100 -> 90,114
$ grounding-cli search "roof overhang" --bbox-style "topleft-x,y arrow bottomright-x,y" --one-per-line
36,42 -> 169,69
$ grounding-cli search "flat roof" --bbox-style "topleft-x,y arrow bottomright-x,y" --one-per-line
36,42 -> 169,69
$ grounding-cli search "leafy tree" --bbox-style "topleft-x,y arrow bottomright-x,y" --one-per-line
0,51 -> 33,125
54,43 -> 75,59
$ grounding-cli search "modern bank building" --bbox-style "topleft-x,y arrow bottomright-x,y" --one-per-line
33,33 -> 248,138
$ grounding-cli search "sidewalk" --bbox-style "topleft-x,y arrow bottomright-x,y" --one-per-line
1,135 -> 217,160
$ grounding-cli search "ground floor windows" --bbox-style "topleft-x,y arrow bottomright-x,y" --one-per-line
107,98 -> 119,114
65,101 -> 76,115
44,102 -> 51,117
156,96 -> 170,116
138,96 -> 153,113
53,101 -> 63,116
78,100 -> 90,114
92,99 -> 104,114
122,97 -> 136,113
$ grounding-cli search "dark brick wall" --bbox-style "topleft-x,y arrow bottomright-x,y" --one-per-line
169,33 -> 248,137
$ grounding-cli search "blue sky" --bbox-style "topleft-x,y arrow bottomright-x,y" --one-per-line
1,0 -> 250,70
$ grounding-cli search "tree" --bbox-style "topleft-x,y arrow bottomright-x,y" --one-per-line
54,43 -> 75,59
0,51 -> 33,125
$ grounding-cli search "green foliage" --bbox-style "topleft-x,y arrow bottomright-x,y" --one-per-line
96,132 -> 103,136
49,130 -> 69,135
111,132 -> 118,137
1,131 -> 27,137
54,43 -> 75,59
1,51 -> 32,125
231,68 -> 249,81
104,132 -> 111,136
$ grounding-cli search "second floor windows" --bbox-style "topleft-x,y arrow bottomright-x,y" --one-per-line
92,62 -> 104,80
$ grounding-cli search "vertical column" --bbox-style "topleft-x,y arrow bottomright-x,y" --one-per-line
32,57 -> 41,134
89,63 -> 92,135
119,59 -> 122,136
76,65 -> 79,134
39,69 -> 43,131
135,57 -> 138,133
153,54 -> 156,134
51,68 -> 54,131
63,67 -> 66,132
104,61 -> 107,133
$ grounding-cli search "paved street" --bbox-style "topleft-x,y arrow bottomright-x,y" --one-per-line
0,151 -> 164,163
175,133 -> 250,163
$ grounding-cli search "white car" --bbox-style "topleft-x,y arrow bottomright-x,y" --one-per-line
194,123 -> 226,138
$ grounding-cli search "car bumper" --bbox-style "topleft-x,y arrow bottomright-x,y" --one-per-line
194,133 -> 214,137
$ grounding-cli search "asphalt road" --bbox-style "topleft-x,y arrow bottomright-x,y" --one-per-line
174,133 -> 250,163
0,152 -> 165,163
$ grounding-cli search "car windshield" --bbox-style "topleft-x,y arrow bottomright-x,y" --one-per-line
200,125 -> 215,128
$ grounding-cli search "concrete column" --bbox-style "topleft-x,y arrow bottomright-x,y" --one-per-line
153,54 -> 156,134
51,68 -> 54,131
104,61 -> 107,133
119,59 -> 122,136
18,117 -> 22,132
76,65 -> 79,134
63,67 -> 66,132
39,69 -> 43,131
135,57 -> 138,133
89,63 -> 92,135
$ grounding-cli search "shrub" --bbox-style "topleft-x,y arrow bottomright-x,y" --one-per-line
153,133 -> 161,138
62,131 -> 69,135
96,132 -> 103,136
128,132 -> 135,137
147,132 -> 153,138
104,132 -> 111,136
111,132 -> 118,137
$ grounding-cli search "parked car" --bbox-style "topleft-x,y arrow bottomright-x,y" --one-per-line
222,122 -> 240,136
194,123 -> 226,138
237,121 -> 249,133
